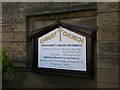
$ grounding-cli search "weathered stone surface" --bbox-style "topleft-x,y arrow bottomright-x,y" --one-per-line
97,55 -> 119,69
12,51 -> 26,62
13,62 -> 26,68
60,10 -> 97,19
4,42 -> 27,63
97,82 -> 118,88
97,2 -> 119,13
97,68 -> 118,83
2,3 -> 21,24
32,20 -> 55,31
97,12 -> 119,27
97,26 -> 119,41
2,42 -> 26,62
2,33 -> 13,41
13,32 -> 26,41
2,42 -> 12,50
61,16 -> 97,29
97,2 -> 120,88
11,42 -> 26,51
20,2 -> 47,12
2,25 -> 13,32
11,23 -> 26,32
6,71 -> 97,88
97,41 -> 119,55
20,2 -> 96,13
10,13 -> 25,23
2,2 -> 20,14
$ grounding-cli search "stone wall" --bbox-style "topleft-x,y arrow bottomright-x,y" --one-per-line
2,2 -> 120,88
97,2 -> 120,88
2,2 -> 27,67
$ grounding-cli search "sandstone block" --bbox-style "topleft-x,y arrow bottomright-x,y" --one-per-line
33,20 -> 55,31
97,2 -> 119,13
97,12 -> 119,26
2,25 -> 12,32
2,33 -> 13,41
12,23 -> 26,32
2,42 -> 12,50
97,55 -> 119,69
61,16 -> 97,29
97,82 -> 118,88
97,26 -> 118,41
97,68 -> 118,83
12,51 -> 26,62
97,41 -> 119,55
11,41 -> 26,51
13,32 -> 26,41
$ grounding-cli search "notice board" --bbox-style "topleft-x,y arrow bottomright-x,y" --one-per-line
30,22 -> 96,78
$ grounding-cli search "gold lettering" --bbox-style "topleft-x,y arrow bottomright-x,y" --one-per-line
40,29 -> 84,44
57,30 -> 63,33
62,31 -> 84,43
40,39 -> 44,43
63,32 -> 67,36
40,32 -> 56,44
77,38 -> 84,43
58,30 -> 63,42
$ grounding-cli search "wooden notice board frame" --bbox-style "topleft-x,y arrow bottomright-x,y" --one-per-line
30,22 -> 96,78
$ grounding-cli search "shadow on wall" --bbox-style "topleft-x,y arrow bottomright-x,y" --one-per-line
5,71 -> 97,88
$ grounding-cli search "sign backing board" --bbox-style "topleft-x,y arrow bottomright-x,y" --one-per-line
38,27 -> 86,71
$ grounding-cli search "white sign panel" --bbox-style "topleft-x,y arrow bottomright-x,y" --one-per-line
38,27 -> 86,71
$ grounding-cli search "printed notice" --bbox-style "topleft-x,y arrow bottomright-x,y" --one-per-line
38,27 -> 86,71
